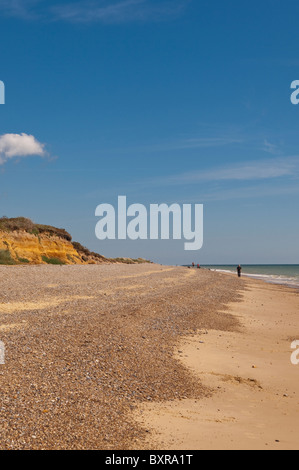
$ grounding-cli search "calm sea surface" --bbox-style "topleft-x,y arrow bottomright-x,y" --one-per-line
201,265 -> 299,288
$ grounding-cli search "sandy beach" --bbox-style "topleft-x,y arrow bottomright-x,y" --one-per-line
0,264 -> 298,450
135,277 -> 299,450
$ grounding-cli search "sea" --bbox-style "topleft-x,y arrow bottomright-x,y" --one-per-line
200,265 -> 299,289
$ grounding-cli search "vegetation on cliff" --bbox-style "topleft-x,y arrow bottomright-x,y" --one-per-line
0,217 -> 151,266
0,217 -> 72,241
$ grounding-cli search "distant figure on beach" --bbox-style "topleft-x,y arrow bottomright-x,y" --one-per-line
197,264 -> 200,269
237,265 -> 242,277
192,262 -> 195,268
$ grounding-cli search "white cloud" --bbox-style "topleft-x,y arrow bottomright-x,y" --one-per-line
0,133 -> 46,165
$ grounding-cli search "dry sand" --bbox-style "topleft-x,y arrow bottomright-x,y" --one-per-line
135,278 -> 299,450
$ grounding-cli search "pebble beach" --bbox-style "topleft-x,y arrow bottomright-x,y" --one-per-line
0,264 -> 242,450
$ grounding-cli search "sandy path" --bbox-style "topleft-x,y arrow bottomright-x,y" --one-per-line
135,280 -> 299,450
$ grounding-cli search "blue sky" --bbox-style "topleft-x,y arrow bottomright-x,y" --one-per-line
0,0 -> 299,264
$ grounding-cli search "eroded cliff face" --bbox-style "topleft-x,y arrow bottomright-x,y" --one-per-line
0,217 -> 150,265
0,231 -> 86,265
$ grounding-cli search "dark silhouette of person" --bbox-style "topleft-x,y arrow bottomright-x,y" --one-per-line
237,265 -> 242,278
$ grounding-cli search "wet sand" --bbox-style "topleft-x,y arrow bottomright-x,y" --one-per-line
135,278 -> 299,450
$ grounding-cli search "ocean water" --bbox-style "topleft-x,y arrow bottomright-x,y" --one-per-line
201,265 -> 299,289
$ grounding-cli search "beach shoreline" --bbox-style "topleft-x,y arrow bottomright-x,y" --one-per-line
201,265 -> 299,290
0,265 -> 298,449
134,277 -> 299,450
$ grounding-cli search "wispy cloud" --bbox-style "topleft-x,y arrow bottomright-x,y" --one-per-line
175,137 -> 243,150
0,0 -> 40,20
102,136 -> 243,155
150,156 -> 299,187
261,139 -> 281,155
179,182 -> 299,203
52,0 -> 187,23
0,133 -> 46,165
0,0 -> 189,23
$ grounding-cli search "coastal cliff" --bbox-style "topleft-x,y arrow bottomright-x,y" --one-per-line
0,217 -> 148,265
0,230 -> 84,265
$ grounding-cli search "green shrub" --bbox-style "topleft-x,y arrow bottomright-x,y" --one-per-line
114,258 -> 135,264
42,256 -> 65,265
17,257 -> 30,264
72,241 -> 106,261
0,217 -> 72,242
30,228 -> 40,236
0,250 -> 17,265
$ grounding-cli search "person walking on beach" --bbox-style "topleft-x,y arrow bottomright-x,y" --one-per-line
237,265 -> 242,278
